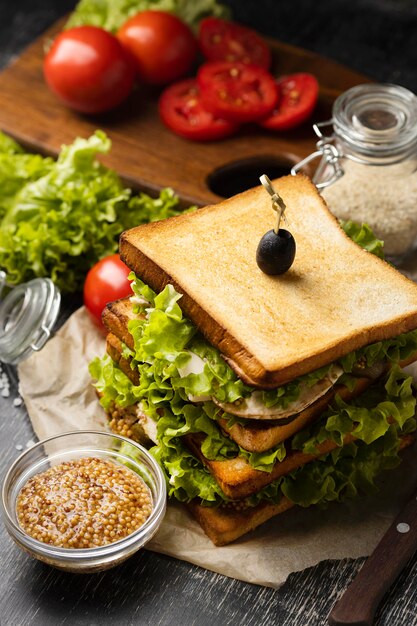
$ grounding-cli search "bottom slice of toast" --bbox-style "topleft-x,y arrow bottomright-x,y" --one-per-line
186,498 -> 294,546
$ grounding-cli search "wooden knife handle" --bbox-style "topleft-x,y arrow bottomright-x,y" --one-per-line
328,490 -> 417,626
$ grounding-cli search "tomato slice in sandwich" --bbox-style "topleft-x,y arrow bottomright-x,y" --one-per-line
158,78 -> 239,141
198,17 -> 271,69
259,72 -> 319,131
197,61 -> 278,123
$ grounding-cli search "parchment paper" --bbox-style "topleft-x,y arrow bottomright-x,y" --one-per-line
18,307 -> 417,588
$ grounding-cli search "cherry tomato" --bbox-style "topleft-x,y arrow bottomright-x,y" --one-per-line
83,255 -> 131,330
259,73 -> 319,131
44,26 -> 135,114
197,61 -> 278,123
159,78 -> 239,141
117,11 -> 198,86
199,17 -> 271,69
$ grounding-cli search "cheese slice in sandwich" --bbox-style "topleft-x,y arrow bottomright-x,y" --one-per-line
90,174 -> 417,546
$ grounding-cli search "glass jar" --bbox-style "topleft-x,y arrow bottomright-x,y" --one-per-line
2,431 -> 167,572
0,271 -> 61,364
292,83 -> 417,260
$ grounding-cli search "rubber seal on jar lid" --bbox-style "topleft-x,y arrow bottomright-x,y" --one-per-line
332,83 -> 417,162
0,274 -> 61,365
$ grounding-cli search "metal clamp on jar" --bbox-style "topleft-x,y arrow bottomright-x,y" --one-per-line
0,272 -> 60,365
292,83 -> 417,260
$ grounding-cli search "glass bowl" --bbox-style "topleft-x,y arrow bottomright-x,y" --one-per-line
1,431 -> 166,573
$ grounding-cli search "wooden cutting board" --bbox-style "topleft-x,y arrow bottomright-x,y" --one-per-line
0,18 -> 368,207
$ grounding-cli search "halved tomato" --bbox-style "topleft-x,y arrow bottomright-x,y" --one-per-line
197,61 -> 278,123
259,73 -> 319,131
198,17 -> 271,69
158,78 -> 239,141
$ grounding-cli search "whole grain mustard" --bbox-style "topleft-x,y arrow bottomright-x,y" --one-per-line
16,457 -> 152,548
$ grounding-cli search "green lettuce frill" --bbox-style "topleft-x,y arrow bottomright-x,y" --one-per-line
0,131 -> 188,292
66,0 -> 230,32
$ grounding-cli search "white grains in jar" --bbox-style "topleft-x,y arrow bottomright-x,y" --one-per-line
322,160 -> 417,256
16,457 -> 153,549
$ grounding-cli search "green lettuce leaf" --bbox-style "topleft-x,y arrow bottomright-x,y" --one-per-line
90,339 -> 416,487
0,132 -> 25,155
340,220 -> 384,259
339,329 -> 417,373
292,365 -> 416,454
0,136 -> 53,221
90,311 -> 416,500
90,352 -> 287,472
151,365 -> 415,503
280,426 -> 403,507
0,131 -> 188,292
66,0 -> 230,32
150,401 -> 411,508
89,354 -> 139,408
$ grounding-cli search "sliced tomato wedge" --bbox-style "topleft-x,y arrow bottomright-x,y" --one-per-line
197,61 -> 278,123
198,17 -> 271,69
158,78 -> 239,141
259,73 -> 319,131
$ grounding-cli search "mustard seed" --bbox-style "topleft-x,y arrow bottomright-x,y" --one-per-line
16,457 -> 153,549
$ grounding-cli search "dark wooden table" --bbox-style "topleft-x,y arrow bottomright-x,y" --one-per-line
1,2 -> 417,625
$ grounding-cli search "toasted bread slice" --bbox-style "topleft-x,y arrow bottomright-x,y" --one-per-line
106,333 -> 140,385
103,298 -> 137,351
186,498 -> 294,546
216,377 -> 372,451
185,432 -> 358,500
120,174 -> 417,388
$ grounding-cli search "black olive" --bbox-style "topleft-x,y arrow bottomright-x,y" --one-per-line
256,228 -> 296,275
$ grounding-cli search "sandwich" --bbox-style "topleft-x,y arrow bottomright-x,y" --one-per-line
90,174 -> 417,546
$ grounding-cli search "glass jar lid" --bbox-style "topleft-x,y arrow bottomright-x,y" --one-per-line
332,83 -> 417,162
0,272 -> 61,365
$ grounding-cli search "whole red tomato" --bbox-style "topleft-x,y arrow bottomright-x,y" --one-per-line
84,255 -> 131,330
198,17 -> 271,69
117,10 -> 198,85
44,26 -> 135,114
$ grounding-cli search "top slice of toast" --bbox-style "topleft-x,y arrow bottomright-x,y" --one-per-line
120,174 -> 417,387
